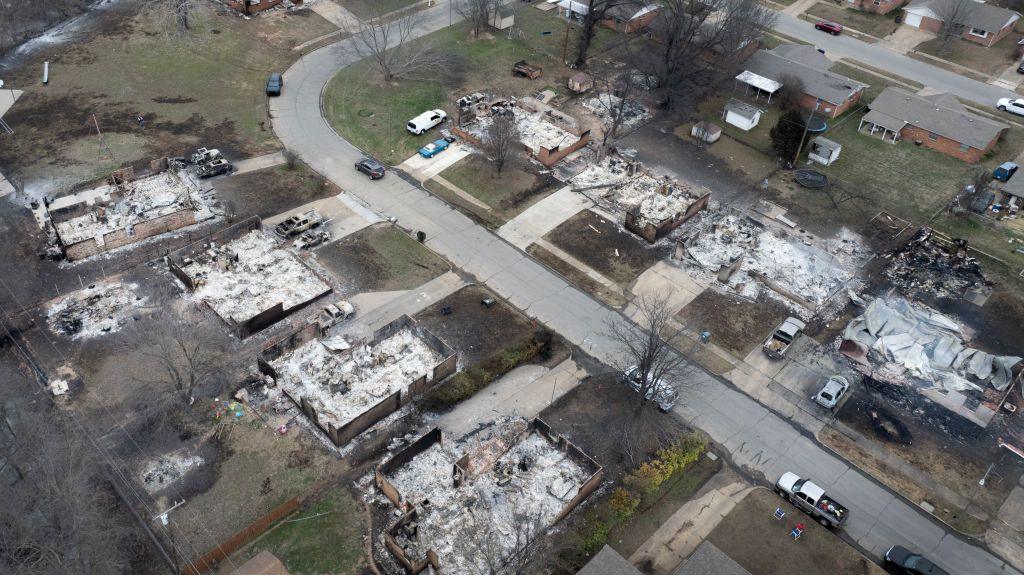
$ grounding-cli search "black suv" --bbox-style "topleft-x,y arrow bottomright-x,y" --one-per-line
355,157 -> 386,180
266,73 -> 283,96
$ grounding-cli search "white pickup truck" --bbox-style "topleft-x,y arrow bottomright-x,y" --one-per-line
762,317 -> 806,360
775,472 -> 848,528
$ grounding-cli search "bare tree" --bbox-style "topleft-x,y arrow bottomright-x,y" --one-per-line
345,8 -> 460,82
776,74 -> 806,110
606,291 -> 692,463
452,502 -> 546,575
482,111 -> 521,173
574,0 -> 637,68
821,181 -> 875,209
456,0 -> 495,37
127,313 -> 226,407
629,0 -> 776,112
934,0 -> 976,56
587,67 -> 640,160
149,0 -> 203,34
0,410 -> 140,574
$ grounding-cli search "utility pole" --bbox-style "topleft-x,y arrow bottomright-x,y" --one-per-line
791,100 -> 828,169
562,9 -> 571,63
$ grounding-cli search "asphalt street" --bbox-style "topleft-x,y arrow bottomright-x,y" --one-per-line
772,13 -> 1017,106
269,3 -> 1019,572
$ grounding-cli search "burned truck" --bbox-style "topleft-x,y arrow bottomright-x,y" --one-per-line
775,472 -> 848,528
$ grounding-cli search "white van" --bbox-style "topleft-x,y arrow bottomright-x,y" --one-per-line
407,109 -> 447,135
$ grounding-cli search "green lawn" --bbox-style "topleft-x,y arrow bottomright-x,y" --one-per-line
323,21 -> 578,165
804,3 -> 900,38
239,490 -> 366,575
0,4 -> 337,184
438,153 -> 561,223
831,61 -> 923,100
914,31 -> 1024,77
512,5 -> 624,62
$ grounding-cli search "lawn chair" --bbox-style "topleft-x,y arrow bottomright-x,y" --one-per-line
790,523 -> 806,540
773,507 -> 786,521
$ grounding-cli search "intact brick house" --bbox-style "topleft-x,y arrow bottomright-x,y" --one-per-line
859,87 -> 1009,162
602,4 -> 660,33
903,0 -> 1020,47
737,45 -> 868,119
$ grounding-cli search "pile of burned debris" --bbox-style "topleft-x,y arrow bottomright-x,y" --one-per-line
882,228 -> 989,299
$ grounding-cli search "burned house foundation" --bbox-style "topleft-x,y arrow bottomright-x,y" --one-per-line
167,218 -> 332,338
38,162 -> 218,261
258,315 -> 456,448
373,418 -> 603,574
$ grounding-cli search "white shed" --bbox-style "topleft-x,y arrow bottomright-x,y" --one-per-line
722,100 -> 762,132
489,4 -> 515,30
808,136 -> 841,166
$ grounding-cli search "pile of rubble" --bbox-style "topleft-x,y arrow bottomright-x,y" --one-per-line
680,213 -> 865,314
140,452 -> 204,494
882,228 -> 988,299
178,230 -> 330,324
270,330 -> 442,428
841,296 -> 1021,393
460,94 -> 581,155
383,423 -> 591,574
571,155 -> 707,225
581,92 -> 650,134
46,282 -> 146,339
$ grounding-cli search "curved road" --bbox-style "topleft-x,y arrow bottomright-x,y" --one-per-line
270,4 -> 1019,574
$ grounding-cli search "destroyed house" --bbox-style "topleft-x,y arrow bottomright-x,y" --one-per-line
45,164 -> 213,260
453,95 -> 591,167
168,218 -> 332,338
374,419 -> 603,574
623,177 -> 711,243
258,315 -> 456,447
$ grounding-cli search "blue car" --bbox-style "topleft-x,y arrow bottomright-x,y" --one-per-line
418,138 -> 450,159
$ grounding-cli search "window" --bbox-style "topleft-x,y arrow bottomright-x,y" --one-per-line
928,132 -> 939,141
969,28 -> 989,38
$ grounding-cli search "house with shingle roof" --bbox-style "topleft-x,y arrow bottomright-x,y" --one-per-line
736,45 -> 869,118
903,0 -> 1020,47
859,86 -> 1009,162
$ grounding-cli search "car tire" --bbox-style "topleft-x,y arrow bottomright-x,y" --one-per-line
776,489 -> 790,501
819,517 -> 831,528
999,105 -> 1007,111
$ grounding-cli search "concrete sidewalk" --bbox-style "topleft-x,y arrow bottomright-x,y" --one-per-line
232,151 -> 286,175
498,186 -> 592,250
437,357 -> 587,439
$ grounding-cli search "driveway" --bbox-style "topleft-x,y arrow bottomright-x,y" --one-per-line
269,5 -> 1020,573
880,26 -> 935,55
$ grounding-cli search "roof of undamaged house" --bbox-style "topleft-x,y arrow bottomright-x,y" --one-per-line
905,0 -> 1019,32
675,541 -> 752,575
866,86 -> 1009,150
743,46 -> 868,106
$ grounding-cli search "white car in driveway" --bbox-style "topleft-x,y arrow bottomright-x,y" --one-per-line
812,375 -> 850,409
997,97 -> 1024,116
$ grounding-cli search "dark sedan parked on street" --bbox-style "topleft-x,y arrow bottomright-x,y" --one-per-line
266,73 -> 283,96
885,546 -> 948,575
814,21 -> 843,35
355,157 -> 386,179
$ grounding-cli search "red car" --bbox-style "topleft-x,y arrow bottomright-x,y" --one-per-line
814,21 -> 843,35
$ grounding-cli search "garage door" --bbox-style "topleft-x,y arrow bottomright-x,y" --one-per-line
904,12 -> 923,28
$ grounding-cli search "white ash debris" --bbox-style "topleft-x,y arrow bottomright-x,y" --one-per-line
51,170 -> 214,245
140,452 -> 204,494
571,156 -> 705,225
46,282 -> 146,339
271,329 -> 442,428
384,428 -> 591,575
468,106 -> 579,154
581,92 -> 651,133
180,230 -> 330,323
681,213 -> 866,315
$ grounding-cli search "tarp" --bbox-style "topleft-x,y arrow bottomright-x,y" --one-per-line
841,297 -> 1020,393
